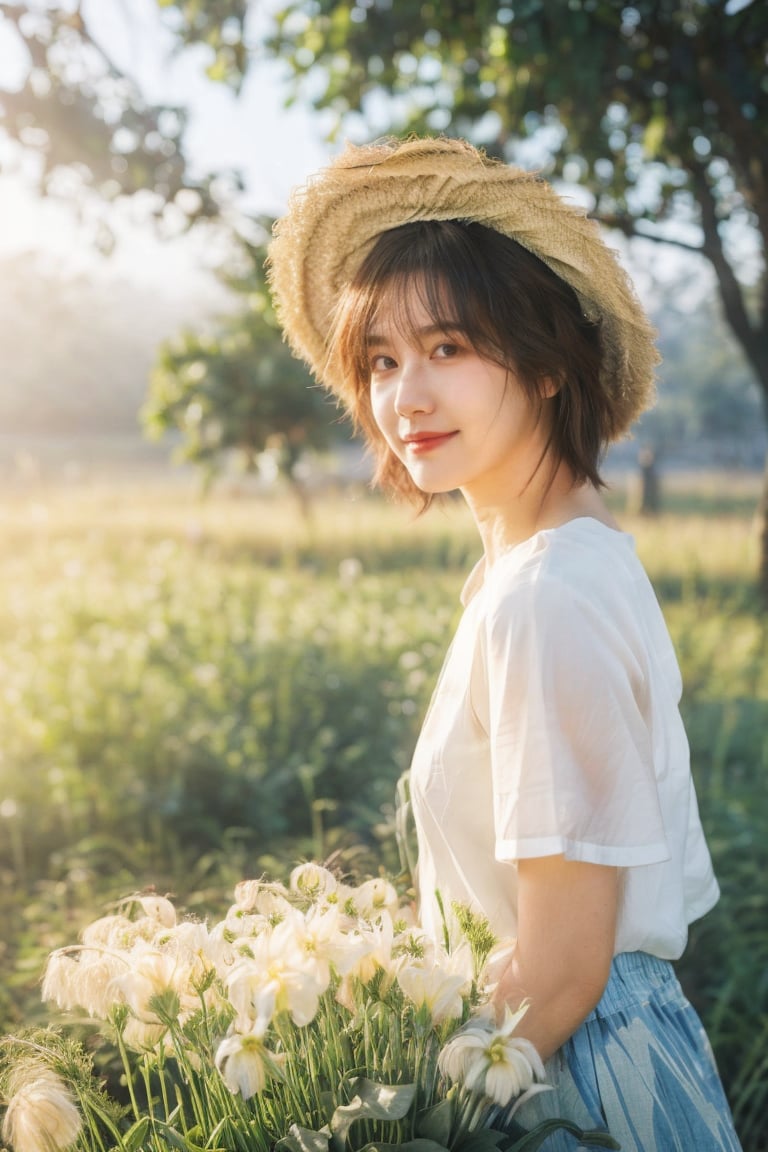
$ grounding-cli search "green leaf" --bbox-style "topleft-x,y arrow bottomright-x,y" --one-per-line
123,1118 -> 150,1152
275,1124 -> 332,1152
643,112 -> 667,159
415,1097 -> 455,1145
573,1130 -> 620,1151
128,1117 -> 216,1152
331,1079 -> 417,1150
505,1119 -> 620,1151
454,1131 -> 507,1152
153,1120 -> 209,1152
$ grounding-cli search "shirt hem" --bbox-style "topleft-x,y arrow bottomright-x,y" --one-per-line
495,836 -> 671,867
684,878 -> 720,924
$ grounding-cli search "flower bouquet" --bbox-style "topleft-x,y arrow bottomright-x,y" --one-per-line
0,865 -> 618,1152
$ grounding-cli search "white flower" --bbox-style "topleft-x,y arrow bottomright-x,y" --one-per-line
338,556 -> 363,585
231,879 -> 292,916
231,879 -> 264,911
134,894 -> 177,928
291,903 -> 366,983
393,930 -> 472,1023
215,1022 -> 285,1100
289,863 -> 339,900
108,945 -> 200,1047
121,1016 -> 168,1052
351,878 -> 401,920
2,1069 -> 82,1152
111,948 -> 179,1019
392,926 -> 437,967
41,951 -> 80,1013
225,919 -> 324,1030
215,909 -> 272,954
80,914 -> 137,948
160,921 -> 219,999
42,946 -> 127,1021
397,961 -> 467,1024
438,1004 -> 546,1108
349,910 -> 396,986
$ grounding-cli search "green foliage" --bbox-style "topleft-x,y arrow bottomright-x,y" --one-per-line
143,232 -> 340,489
3,1 -> 765,400
0,486 -> 765,1147
0,538 -> 445,881
264,0 -> 768,593
267,0 -> 766,250
0,5 -> 225,232
4,0 -> 767,580
157,0 -> 250,90
0,894 -> 615,1152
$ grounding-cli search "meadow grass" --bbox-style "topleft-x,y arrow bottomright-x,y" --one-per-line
0,470 -> 765,1147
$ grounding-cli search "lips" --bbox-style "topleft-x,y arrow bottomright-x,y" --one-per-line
401,431 -> 458,454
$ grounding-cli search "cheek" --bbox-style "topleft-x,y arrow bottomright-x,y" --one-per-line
370,387 -> 395,440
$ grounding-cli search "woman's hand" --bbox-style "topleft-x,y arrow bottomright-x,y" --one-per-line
492,854 -> 619,1061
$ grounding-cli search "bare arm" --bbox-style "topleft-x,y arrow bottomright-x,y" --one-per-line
493,855 -> 619,1061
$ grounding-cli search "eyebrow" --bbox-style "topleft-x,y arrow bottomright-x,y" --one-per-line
366,323 -> 462,348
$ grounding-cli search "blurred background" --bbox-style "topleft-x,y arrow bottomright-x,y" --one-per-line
0,1 -> 766,1146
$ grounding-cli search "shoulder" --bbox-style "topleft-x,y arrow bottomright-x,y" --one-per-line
485,519 -> 641,624
480,520 -> 655,683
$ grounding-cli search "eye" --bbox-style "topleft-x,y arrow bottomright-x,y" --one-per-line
433,341 -> 461,359
370,354 -> 397,373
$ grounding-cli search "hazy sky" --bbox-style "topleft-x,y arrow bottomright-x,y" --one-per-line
79,0 -> 334,214
0,0 -> 335,282
0,0 -> 724,309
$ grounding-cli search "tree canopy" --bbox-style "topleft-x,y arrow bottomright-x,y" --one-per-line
3,1 -> 764,384
267,0 -> 766,389
143,227 -> 339,509
0,1 -> 244,240
2,0 -> 767,587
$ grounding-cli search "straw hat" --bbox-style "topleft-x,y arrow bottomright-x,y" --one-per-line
268,136 -> 657,438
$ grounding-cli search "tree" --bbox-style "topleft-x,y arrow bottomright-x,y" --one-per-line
0,1 -> 245,242
143,227 -> 339,513
3,1 -> 767,591
0,250 -> 222,438
640,279 -> 764,461
0,2 -> 339,502
264,0 -> 768,597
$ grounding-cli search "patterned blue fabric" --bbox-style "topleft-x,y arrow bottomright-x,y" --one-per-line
497,951 -> 742,1151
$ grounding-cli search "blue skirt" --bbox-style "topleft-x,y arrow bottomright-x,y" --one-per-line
499,951 -> 742,1151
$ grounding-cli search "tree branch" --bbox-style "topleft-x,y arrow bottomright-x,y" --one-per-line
687,160 -> 767,395
593,213 -> 704,255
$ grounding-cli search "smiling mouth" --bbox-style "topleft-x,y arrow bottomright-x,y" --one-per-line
402,431 -> 458,454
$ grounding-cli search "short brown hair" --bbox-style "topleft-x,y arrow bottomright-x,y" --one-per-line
327,219 -> 609,503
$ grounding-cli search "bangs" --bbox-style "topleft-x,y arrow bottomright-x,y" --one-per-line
327,220 -> 509,392
324,217 -> 607,504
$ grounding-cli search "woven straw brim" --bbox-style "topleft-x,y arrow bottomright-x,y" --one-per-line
268,137 -> 658,439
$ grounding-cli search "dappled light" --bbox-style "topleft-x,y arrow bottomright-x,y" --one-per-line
0,1 -> 765,1147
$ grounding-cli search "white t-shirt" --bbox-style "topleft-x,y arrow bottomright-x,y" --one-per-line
411,517 -> 719,960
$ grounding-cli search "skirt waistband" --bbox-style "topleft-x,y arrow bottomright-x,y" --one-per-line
585,951 -> 676,1021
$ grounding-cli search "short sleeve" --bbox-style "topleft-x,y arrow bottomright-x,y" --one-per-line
481,571 -> 670,868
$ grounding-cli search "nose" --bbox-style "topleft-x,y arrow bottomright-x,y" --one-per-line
394,359 -> 434,417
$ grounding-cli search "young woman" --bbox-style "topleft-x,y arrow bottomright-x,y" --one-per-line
268,136 -> 742,1151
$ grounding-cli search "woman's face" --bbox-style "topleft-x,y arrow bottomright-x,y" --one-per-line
367,286 -> 553,505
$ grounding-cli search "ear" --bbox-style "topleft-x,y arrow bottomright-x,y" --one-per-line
538,374 -> 562,399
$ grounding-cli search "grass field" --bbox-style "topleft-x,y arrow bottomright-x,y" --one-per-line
0,468 -> 766,1148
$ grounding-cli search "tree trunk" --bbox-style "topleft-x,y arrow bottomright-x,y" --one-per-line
758,450 -> 768,611
638,447 -> 661,517
699,219 -> 768,602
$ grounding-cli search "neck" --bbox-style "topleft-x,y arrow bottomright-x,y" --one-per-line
462,460 -> 616,566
